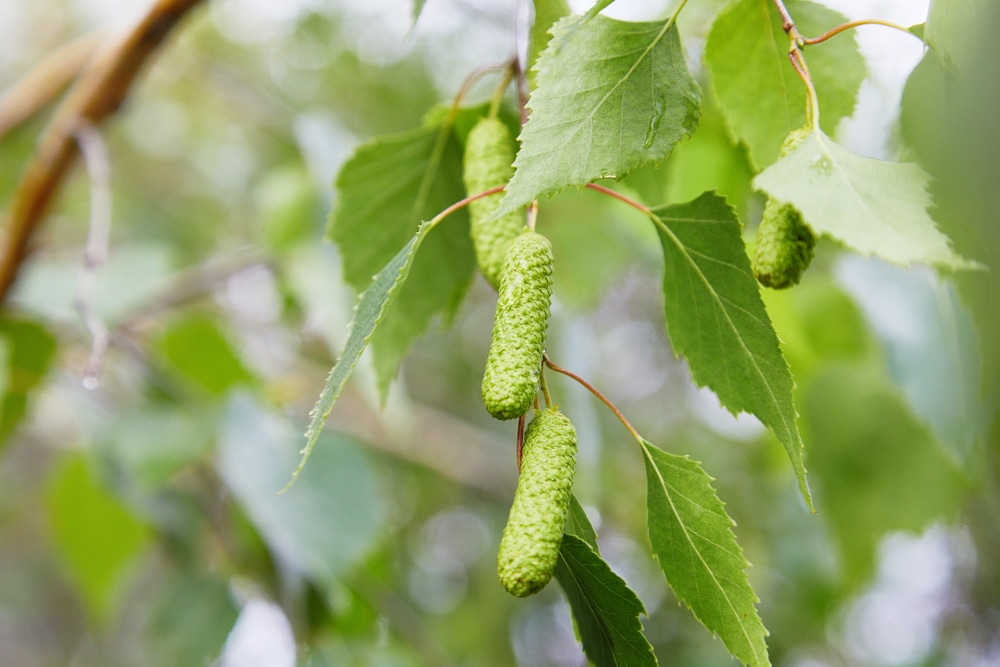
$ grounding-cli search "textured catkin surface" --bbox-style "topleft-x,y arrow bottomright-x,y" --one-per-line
497,408 -> 577,597
463,117 -> 526,289
482,230 -> 554,421
753,198 -> 816,289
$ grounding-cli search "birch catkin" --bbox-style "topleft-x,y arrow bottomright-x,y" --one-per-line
463,116 -> 526,289
497,407 -> 577,597
481,230 -> 554,421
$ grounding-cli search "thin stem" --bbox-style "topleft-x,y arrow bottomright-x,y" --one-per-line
669,0 -> 692,24
585,183 -> 651,215
526,200 -> 538,232
544,355 -> 643,445
771,0 -> 821,130
451,61 -> 511,123
516,413 -> 525,473
539,364 -> 553,409
802,18 -> 918,45
426,185 -> 505,230
74,123 -> 112,389
488,64 -> 515,119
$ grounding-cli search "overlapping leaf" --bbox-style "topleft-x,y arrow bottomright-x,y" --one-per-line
705,0 -> 866,168
329,123 -> 474,398
925,0 -> 988,73
641,440 -> 769,667
652,192 -> 810,507
290,226 -> 429,487
754,129 -> 975,269
495,13 -> 701,216
555,534 -> 657,667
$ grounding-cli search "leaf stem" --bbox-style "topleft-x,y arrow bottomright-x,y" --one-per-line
427,185 -> 505,230
770,0 -> 821,130
669,0 -> 692,24
539,363 -> 553,409
488,64 -> 515,119
801,18 -> 919,45
585,183 -> 651,215
544,355 -> 643,445
526,199 -> 539,232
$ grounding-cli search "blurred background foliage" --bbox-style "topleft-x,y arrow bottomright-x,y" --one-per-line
0,0 -> 997,665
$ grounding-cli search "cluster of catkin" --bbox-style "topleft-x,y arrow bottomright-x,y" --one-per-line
464,116 -> 577,598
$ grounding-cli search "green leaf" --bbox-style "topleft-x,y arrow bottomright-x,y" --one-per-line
554,534 -> 657,667
802,364 -> 966,586
220,396 -> 385,586
924,0 -> 989,73
705,0 -> 867,168
495,14 -> 701,216
329,122 -> 475,398
753,129 -> 976,270
0,316 -> 56,450
528,0 -> 571,90
144,574 -> 239,667
565,494 -> 599,550
155,314 -> 256,397
652,192 -> 810,508
640,440 -> 769,667
46,453 -> 150,623
292,225 -> 428,487
411,0 -> 428,25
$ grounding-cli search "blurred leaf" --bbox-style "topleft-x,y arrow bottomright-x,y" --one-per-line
495,14 -> 701,216
705,0 -> 866,169
802,364 -> 967,586
528,0 -> 571,90
155,314 -> 256,396
835,257 -> 988,469
102,406 -> 213,489
565,494 -> 599,550
640,439 -> 769,667
328,122 -> 474,397
761,277 -> 875,382
144,573 -> 239,667
924,0 -> 989,73
46,453 -> 150,622
653,192 -> 809,508
754,129 -> 976,270
411,0 -> 428,24
219,396 -> 385,587
295,224 -> 428,485
258,165 -> 324,251
0,316 -> 56,449
554,533 -> 657,667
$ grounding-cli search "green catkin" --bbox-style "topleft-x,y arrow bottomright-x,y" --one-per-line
463,117 -> 526,289
482,230 -> 554,421
497,407 -> 577,597
752,198 -> 816,289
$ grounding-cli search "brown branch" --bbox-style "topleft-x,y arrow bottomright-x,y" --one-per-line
0,0 -> 205,306
0,32 -> 103,140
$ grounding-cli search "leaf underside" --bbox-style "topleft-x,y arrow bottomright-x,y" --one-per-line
495,13 -> 701,216
754,129 -> 976,270
652,192 -> 810,508
641,440 -> 769,667
290,225 -> 430,489
555,534 -> 657,667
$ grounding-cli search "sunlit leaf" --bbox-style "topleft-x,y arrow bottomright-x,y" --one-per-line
653,192 -> 810,507
705,0 -> 866,168
754,129 -> 976,270
495,13 -> 701,216
641,440 -> 769,667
